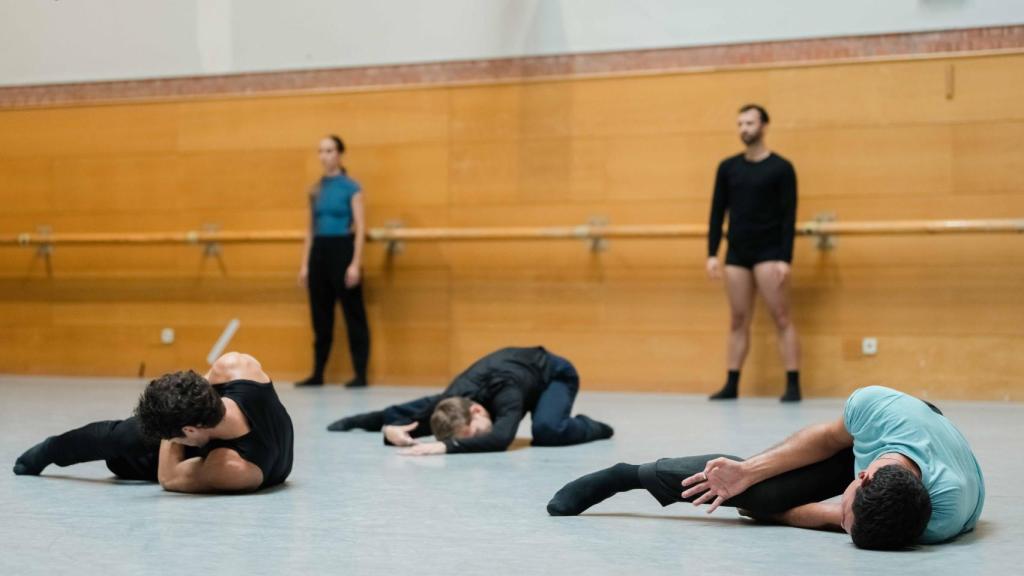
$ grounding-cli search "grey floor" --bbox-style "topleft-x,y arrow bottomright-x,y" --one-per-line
1,377 -> 1021,576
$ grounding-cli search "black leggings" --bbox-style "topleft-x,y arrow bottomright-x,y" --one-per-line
639,449 -> 854,515
307,236 -> 371,380
46,417 -> 161,481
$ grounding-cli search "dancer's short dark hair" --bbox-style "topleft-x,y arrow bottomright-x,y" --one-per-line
851,464 -> 932,550
739,103 -> 769,124
135,370 -> 225,439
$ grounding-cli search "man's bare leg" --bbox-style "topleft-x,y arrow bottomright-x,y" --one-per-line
753,262 -> 801,401
710,265 -> 756,399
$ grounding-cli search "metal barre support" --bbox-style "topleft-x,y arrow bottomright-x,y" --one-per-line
34,225 -> 53,278
812,212 -> 837,251
383,220 -> 405,257
587,216 -> 609,252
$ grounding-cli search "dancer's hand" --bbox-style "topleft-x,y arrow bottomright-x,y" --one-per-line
681,457 -> 754,514
383,422 -> 419,447
297,266 -> 308,288
345,264 -> 361,288
706,257 -> 721,280
399,442 -> 447,456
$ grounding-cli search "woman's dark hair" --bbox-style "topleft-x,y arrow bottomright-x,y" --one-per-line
850,464 -> 932,550
738,103 -> 770,124
327,134 -> 347,175
134,370 -> 225,439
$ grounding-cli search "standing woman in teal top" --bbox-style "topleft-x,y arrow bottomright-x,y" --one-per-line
296,135 -> 370,388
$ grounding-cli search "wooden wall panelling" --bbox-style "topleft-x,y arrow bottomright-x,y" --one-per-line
1,52 -> 1022,401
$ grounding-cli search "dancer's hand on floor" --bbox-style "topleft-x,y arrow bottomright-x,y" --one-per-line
383,422 -> 419,447
681,457 -> 754,514
398,442 -> 447,457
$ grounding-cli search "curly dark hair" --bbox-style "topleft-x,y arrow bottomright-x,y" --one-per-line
851,464 -> 932,550
134,370 -> 225,439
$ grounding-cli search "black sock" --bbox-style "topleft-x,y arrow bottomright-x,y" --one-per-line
780,371 -> 801,402
13,438 -> 54,476
327,411 -> 385,432
547,463 -> 640,516
709,370 -> 740,400
295,374 -> 324,387
343,376 -> 367,388
575,415 -> 615,441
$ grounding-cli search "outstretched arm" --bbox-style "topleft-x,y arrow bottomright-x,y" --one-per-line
381,394 -> 445,446
742,501 -> 844,532
157,442 -> 263,494
683,417 -> 852,512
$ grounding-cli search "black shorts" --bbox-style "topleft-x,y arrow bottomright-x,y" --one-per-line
725,243 -> 787,269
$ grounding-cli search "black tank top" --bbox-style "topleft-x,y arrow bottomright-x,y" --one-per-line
200,380 -> 294,489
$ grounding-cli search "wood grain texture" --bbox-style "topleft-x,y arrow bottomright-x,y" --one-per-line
1,52 -> 1022,400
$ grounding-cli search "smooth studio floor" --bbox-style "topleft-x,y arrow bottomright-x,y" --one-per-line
1,376 -> 1021,576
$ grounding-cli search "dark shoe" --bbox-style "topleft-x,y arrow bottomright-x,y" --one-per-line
343,377 -> 367,389
295,375 -> 324,387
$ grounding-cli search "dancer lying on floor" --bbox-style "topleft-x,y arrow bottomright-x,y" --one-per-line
548,386 -> 984,550
14,352 -> 293,494
328,346 -> 613,455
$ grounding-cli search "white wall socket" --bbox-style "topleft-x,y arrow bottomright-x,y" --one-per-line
862,337 -> 878,356
160,328 -> 175,345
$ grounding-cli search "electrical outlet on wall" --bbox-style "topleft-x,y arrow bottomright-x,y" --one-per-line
161,328 -> 175,345
862,337 -> 878,356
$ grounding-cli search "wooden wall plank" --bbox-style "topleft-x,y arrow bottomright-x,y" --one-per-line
1,52 -> 1022,400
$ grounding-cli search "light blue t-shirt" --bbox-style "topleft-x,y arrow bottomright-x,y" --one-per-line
844,386 -> 985,544
313,174 -> 361,236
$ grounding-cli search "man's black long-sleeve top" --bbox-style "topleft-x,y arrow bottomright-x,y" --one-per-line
381,347 -> 552,453
707,152 -> 798,261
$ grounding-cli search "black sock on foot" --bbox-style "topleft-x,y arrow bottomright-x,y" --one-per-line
343,377 -> 367,388
709,370 -> 740,400
295,375 -> 324,387
13,438 -> 54,476
575,414 -> 614,441
327,411 -> 384,432
547,463 -> 640,516
780,371 -> 801,402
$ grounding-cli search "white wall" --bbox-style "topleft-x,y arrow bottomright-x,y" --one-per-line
2,0 -> 1023,86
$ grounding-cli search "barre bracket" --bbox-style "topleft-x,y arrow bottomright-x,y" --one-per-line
384,220 -> 405,257
199,223 -> 227,275
34,225 -> 54,278
588,216 -> 609,253
813,212 -> 837,251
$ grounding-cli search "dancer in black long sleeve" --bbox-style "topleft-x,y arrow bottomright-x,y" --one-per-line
706,104 -> 802,402
327,347 -> 613,455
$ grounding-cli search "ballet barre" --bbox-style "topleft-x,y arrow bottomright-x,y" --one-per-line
3,218 -> 1020,251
